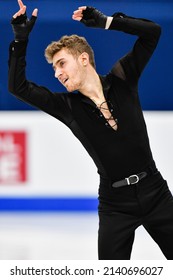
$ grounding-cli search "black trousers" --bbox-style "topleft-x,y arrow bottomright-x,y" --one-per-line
98,171 -> 173,260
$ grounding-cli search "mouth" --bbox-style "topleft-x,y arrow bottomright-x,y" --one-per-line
62,78 -> 68,85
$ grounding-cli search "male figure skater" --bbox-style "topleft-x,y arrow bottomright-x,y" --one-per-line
9,0 -> 173,259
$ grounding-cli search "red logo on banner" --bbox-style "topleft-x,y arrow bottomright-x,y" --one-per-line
0,131 -> 27,184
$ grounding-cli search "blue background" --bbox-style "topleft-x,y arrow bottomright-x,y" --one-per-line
0,0 -> 173,111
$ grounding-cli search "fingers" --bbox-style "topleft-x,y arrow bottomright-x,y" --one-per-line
13,2 -> 38,19
78,6 -> 87,11
18,0 -> 25,9
72,6 -> 86,21
32,8 -> 38,17
72,14 -> 82,21
13,5 -> 26,19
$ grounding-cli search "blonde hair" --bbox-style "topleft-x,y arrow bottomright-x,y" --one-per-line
45,34 -> 96,69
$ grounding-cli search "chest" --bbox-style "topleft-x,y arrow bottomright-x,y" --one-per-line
72,82 -> 143,137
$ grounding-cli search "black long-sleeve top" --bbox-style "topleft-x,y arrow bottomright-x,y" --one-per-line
8,13 -> 161,183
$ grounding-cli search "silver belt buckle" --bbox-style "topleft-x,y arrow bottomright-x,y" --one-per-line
126,174 -> 139,185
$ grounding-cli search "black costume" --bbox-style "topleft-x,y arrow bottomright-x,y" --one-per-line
8,11 -> 173,259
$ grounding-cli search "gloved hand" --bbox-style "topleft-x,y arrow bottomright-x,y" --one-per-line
73,6 -> 107,28
11,0 -> 38,41
11,13 -> 37,41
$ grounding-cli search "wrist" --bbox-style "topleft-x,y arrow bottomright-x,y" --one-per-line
105,16 -> 113,29
10,40 -> 28,57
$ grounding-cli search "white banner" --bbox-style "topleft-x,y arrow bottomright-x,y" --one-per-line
0,111 -> 173,197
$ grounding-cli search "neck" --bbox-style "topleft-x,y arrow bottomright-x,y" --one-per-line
80,69 -> 105,104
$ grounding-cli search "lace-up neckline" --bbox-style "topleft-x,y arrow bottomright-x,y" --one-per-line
94,100 -> 118,131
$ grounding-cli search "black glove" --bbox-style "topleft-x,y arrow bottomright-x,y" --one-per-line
11,13 -> 37,41
81,6 -> 107,28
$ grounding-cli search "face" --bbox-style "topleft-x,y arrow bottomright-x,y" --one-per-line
52,48 -> 87,92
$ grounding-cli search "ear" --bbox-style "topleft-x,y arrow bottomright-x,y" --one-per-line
78,52 -> 89,66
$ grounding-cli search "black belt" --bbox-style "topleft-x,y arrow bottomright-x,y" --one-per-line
112,172 -> 147,188
99,161 -> 157,189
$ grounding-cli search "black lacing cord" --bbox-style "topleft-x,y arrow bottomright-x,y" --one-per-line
97,101 -> 118,130
97,100 -> 109,111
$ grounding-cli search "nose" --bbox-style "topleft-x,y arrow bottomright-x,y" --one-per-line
54,68 -> 62,79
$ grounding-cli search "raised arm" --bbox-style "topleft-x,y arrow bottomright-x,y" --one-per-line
73,6 -> 161,87
9,0 -> 38,95
8,0 -> 71,125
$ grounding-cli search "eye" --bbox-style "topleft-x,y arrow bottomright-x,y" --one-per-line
60,61 -> 65,67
